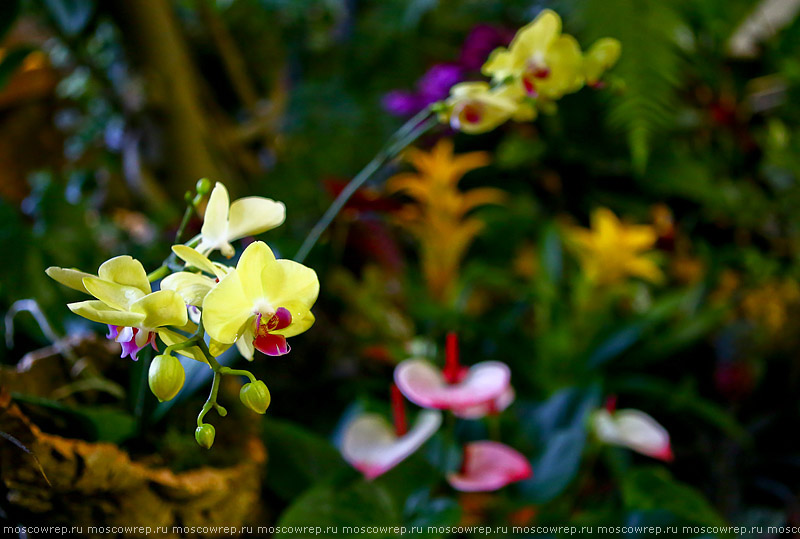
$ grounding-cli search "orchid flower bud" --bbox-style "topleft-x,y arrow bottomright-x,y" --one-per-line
195,424 -> 216,449
240,380 -> 271,414
148,353 -> 185,402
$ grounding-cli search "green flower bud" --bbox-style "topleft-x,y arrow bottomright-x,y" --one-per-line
196,178 -> 213,196
239,380 -> 271,414
195,424 -> 215,449
148,354 -> 185,402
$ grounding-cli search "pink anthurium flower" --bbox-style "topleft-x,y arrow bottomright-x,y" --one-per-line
394,333 -> 511,411
340,405 -> 443,480
591,404 -> 673,462
453,386 -> 515,419
447,441 -> 532,492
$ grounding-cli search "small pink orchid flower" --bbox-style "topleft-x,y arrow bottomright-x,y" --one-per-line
394,333 -> 511,412
341,386 -> 442,480
447,441 -> 533,492
591,400 -> 673,461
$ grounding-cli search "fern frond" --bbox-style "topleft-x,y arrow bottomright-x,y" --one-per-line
580,0 -> 685,173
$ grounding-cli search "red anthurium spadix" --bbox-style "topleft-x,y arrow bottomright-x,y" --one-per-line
592,408 -> 673,462
447,441 -> 532,492
340,409 -> 442,480
394,333 -> 511,412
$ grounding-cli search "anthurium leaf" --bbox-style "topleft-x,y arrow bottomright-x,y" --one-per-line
278,479 -> 401,536
516,385 -> 602,502
622,467 -> 728,529
262,415 -> 349,500
403,489 -> 461,538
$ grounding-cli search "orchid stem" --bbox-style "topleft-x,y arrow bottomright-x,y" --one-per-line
294,109 -> 437,263
219,367 -> 257,383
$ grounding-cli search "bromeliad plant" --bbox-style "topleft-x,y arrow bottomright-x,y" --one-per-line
46,179 -> 320,448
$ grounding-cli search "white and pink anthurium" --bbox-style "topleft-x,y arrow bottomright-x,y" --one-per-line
453,387 -> 516,419
394,333 -> 511,414
341,386 -> 442,480
447,441 -> 533,492
591,398 -> 673,462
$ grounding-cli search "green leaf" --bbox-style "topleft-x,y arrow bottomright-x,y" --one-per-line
262,415 -> 349,500
278,479 -> 401,536
0,0 -> 21,41
403,489 -> 461,538
622,467 -> 728,530
516,385 -> 602,502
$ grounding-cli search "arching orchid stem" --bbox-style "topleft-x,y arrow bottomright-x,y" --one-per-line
391,384 -> 408,436
219,367 -> 257,384
443,332 -> 461,384
197,371 -> 223,427
294,109 -> 438,263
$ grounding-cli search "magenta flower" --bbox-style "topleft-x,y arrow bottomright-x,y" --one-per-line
459,24 -> 515,71
383,64 -> 464,117
447,441 -> 532,492
107,324 -> 158,361
394,333 -> 511,412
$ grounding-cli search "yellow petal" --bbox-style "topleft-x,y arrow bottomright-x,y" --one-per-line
481,48 -> 514,80
273,308 -> 315,338
626,257 -> 664,284
68,300 -> 145,327
584,37 -> 621,84
161,272 -> 216,306
263,259 -> 320,310
157,329 -> 207,363
235,325 -> 255,360
172,245 -> 222,277
202,269 -> 252,344
227,197 -> 286,241
97,256 -> 151,295
199,182 -> 231,250
509,9 -> 561,65
46,267 -> 93,294
538,34 -> 584,98
83,276 -> 146,311
129,290 -> 189,328
209,338 -> 232,357
237,240 -> 277,301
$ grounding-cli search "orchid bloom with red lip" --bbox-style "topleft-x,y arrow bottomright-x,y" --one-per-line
201,241 -> 319,359
591,399 -> 673,462
341,386 -> 442,480
394,333 -> 511,414
447,441 -> 532,492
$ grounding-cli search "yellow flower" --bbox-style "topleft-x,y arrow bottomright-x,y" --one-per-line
161,245 -> 230,307
740,280 -> 800,335
197,182 -> 286,257
440,82 -> 527,134
566,208 -> 663,285
583,37 -> 622,87
202,241 -> 319,359
482,9 -> 584,100
386,139 -> 505,303
46,256 -> 188,360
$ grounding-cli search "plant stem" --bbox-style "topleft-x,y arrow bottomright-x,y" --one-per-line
197,371 -> 222,426
294,110 -> 437,263
219,367 -> 257,383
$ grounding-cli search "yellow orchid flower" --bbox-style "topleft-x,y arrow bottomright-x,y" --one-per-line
46,256 -> 188,360
161,245 -> 230,307
482,9 -> 584,100
386,139 -> 505,303
441,82 -> 528,134
202,241 -> 319,359
583,37 -> 622,87
566,208 -> 663,286
197,182 -> 286,258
